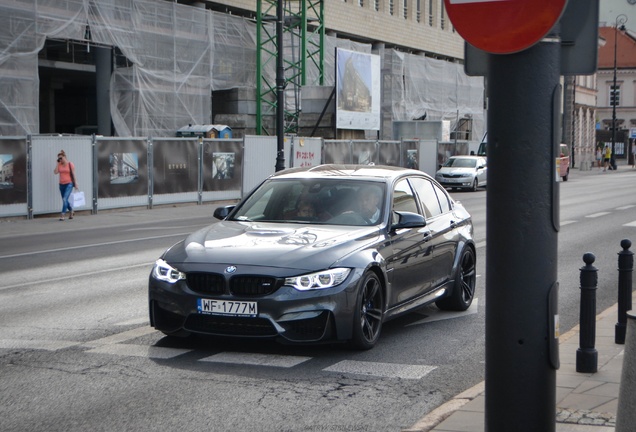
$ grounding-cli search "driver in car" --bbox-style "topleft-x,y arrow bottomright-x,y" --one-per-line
352,186 -> 382,224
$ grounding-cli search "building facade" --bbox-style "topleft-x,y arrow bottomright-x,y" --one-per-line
0,0 -> 486,142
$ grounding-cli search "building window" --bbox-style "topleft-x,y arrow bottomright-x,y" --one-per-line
403,0 -> 408,18
359,0 -> 364,6
389,0 -> 394,15
610,84 -> 621,107
440,0 -> 445,29
374,0 -> 379,11
416,0 -> 421,22
428,0 -> 434,26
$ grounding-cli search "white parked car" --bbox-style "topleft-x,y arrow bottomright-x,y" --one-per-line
435,156 -> 487,192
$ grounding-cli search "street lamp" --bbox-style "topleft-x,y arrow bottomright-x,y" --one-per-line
611,14 -> 628,169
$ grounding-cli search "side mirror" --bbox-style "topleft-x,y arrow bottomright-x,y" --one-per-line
213,205 -> 235,220
392,211 -> 427,230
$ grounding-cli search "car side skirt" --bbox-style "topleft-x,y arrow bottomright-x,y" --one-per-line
383,285 -> 450,321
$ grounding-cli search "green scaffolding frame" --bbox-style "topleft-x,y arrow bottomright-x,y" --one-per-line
256,0 -> 325,136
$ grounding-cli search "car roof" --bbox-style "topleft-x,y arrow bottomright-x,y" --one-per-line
270,164 -> 429,182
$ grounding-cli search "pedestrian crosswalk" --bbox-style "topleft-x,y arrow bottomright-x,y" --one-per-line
0,323 -> 442,380
0,303 -> 485,380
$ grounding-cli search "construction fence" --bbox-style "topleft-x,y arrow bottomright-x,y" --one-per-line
0,135 -> 473,219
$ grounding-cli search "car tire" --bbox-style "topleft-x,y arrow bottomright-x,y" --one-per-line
436,247 -> 476,311
350,271 -> 384,350
471,179 -> 478,192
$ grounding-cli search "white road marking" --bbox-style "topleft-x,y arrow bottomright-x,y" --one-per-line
560,220 -> 577,226
82,326 -> 157,348
200,352 -> 312,368
0,232 -> 190,259
616,205 -> 636,210
86,344 -> 190,359
624,221 -> 636,227
0,339 -> 79,351
324,360 -> 437,379
586,212 -> 611,218
0,263 -> 152,291
408,298 -> 479,327
475,241 -> 486,249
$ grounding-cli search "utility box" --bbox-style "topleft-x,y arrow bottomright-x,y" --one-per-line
176,124 -> 232,139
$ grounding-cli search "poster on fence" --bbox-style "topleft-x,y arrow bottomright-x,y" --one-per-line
0,139 -> 26,205
97,139 -> 148,198
153,140 -> 198,194
202,140 -> 242,191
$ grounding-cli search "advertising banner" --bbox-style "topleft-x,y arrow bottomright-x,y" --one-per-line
335,48 -> 381,131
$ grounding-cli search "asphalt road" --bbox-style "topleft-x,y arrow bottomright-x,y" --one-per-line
1,165 -> 635,432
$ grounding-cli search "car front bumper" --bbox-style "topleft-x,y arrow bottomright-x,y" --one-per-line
148,267 -> 363,344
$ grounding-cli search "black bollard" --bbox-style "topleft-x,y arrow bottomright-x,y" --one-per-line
616,239 -> 634,344
577,252 -> 598,373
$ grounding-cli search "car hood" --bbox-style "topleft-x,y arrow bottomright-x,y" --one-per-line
163,221 -> 382,271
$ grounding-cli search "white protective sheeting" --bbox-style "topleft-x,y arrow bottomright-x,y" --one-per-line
0,0 -> 484,141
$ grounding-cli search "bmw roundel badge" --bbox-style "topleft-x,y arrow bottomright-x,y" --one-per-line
225,265 -> 237,274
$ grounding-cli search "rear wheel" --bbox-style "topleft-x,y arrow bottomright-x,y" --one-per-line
350,272 -> 384,350
436,247 -> 476,311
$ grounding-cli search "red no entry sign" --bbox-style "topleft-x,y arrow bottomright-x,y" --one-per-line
444,0 -> 568,54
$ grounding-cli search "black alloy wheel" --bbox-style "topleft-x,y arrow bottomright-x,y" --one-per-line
436,247 -> 476,311
351,272 -> 384,350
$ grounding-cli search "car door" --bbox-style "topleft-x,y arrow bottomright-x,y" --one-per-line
408,176 -> 458,288
386,177 -> 435,307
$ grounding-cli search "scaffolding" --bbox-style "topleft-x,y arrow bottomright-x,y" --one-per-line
0,0 -> 484,141
256,0 -> 325,136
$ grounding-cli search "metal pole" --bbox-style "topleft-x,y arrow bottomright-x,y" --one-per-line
485,32 -> 560,432
616,239 -> 634,344
275,0 -> 286,172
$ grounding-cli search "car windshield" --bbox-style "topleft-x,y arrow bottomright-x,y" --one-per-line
444,158 -> 476,168
230,178 -> 386,226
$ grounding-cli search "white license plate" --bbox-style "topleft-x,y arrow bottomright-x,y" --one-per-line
197,298 -> 258,317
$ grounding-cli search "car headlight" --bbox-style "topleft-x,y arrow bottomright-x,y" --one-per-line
285,268 -> 351,291
152,259 -> 186,283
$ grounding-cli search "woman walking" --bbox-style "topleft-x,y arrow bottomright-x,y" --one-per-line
53,150 -> 77,221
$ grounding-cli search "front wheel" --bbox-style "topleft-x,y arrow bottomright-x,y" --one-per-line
470,178 -> 478,192
436,247 -> 476,311
350,272 -> 384,350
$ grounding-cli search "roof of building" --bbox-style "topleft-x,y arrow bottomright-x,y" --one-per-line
598,26 -> 636,69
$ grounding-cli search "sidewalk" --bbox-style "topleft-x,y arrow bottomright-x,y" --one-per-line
405,292 -> 635,432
